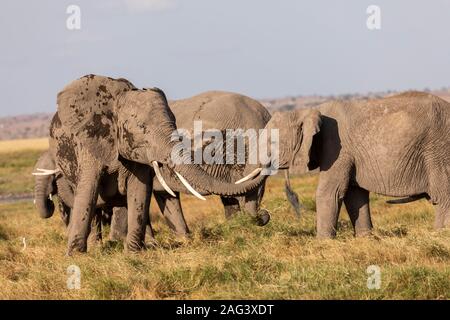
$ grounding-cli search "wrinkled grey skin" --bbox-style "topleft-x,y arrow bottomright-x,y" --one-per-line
52,75 -> 267,254
274,91 -> 450,238
148,91 -> 274,235
33,150 -> 126,241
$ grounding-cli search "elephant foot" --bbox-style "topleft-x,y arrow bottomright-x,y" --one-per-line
125,236 -> 146,253
316,228 -> 337,239
354,228 -> 373,237
255,209 -> 271,226
125,243 -> 146,253
67,238 -> 88,256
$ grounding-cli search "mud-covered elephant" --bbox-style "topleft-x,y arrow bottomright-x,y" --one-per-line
51,75 -> 266,254
270,91 -> 450,237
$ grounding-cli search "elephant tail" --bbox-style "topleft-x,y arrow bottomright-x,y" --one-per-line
284,169 -> 301,217
386,193 -> 429,204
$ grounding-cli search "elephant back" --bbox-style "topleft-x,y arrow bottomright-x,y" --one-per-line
56,75 -> 136,165
170,91 -> 271,132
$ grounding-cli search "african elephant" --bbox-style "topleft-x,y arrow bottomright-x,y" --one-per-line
33,150 -> 127,241
269,91 -> 450,238
52,75 -> 266,254
143,91 -> 276,235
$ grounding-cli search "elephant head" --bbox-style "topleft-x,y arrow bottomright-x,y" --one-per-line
54,75 -> 267,198
33,151 -> 57,218
264,109 -> 322,215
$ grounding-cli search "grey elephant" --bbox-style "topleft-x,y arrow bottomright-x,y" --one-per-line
145,91 -> 277,235
52,75 -> 266,254
270,91 -> 449,237
101,91 -> 307,238
33,150 -> 129,241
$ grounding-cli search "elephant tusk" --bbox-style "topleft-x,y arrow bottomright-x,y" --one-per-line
32,168 -> 60,176
49,194 -> 53,201
174,171 -> 206,201
235,168 -> 263,184
152,161 -> 176,197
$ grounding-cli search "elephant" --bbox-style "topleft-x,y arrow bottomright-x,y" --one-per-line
52,75 -> 267,254
142,91 -> 277,236
268,91 -> 450,238
33,150 -> 128,241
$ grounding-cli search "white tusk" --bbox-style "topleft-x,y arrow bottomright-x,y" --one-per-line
49,194 -> 53,201
152,161 -> 176,197
174,171 -> 206,201
235,168 -> 262,184
32,168 -> 60,176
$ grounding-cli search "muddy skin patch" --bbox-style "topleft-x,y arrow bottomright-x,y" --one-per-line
56,134 -> 79,185
50,114 -> 62,138
84,113 -> 112,139
98,85 -> 107,93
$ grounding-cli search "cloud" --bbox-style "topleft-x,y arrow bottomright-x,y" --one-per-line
124,0 -> 177,12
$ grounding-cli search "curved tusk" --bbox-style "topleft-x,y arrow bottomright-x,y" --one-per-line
49,194 -> 53,201
152,161 -> 176,197
174,171 -> 206,201
235,168 -> 263,184
32,168 -> 60,176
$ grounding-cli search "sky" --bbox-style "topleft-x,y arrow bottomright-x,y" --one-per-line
0,0 -> 449,116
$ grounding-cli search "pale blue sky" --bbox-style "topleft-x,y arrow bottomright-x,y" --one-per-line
1,0 -> 449,116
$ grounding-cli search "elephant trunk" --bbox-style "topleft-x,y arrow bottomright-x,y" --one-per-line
173,163 -> 268,197
149,116 -> 269,197
34,182 -> 55,219
33,151 -> 56,219
55,177 -> 74,207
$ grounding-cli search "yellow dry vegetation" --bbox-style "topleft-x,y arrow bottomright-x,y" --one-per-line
0,149 -> 449,299
0,138 -> 48,154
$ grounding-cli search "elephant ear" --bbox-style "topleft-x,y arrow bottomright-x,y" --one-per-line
291,109 -> 321,173
57,75 -> 135,165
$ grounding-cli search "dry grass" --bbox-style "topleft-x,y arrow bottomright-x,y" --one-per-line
0,148 -> 449,300
0,138 -> 48,154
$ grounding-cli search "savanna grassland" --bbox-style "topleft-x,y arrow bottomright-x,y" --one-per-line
0,139 -> 449,299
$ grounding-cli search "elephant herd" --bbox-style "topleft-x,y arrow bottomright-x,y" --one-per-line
32,75 -> 450,255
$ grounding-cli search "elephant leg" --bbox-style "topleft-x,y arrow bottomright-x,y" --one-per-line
344,186 -> 373,237
66,163 -> 101,255
58,201 -> 71,227
110,207 -> 128,241
315,162 -> 352,239
243,184 -> 270,226
220,196 -> 241,218
429,170 -> 450,229
89,208 -> 103,243
154,192 -> 190,237
433,204 -> 450,229
126,164 -> 152,252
